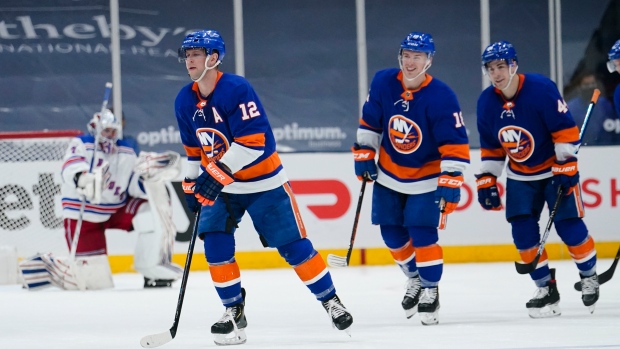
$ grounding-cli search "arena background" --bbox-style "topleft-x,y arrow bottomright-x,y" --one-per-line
1,0 -> 619,273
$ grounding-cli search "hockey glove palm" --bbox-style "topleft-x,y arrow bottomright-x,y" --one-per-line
352,143 -> 378,181
435,171 -> 463,214
194,161 -> 234,206
182,178 -> 200,213
551,158 -> 579,195
475,173 -> 502,211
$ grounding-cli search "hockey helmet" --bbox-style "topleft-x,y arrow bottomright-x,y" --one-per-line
178,30 -> 226,62
482,41 -> 518,68
400,32 -> 435,57
607,39 -> 620,73
88,108 -> 121,143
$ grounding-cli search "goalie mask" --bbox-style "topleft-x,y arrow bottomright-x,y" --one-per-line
88,109 -> 121,153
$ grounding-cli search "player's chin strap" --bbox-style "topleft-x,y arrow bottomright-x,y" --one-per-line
192,54 -> 222,82
495,64 -> 519,92
399,54 -> 433,82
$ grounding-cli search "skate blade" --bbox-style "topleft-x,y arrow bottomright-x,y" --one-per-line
588,304 -> 596,314
528,303 -> 561,319
213,329 -> 247,346
404,306 -> 418,319
419,310 -> 439,326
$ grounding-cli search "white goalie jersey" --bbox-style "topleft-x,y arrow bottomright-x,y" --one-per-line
60,135 -> 147,223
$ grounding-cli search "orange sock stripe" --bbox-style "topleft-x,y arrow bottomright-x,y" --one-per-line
568,236 -> 596,260
519,246 -> 548,264
415,244 -> 443,267
294,253 -> 327,283
209,261 -> 241,284
389,240 -> 416,264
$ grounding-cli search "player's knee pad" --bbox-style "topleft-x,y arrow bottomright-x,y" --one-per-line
407,226 -> 438,247
380,225 -> 410,249
509,215 -> 540,250
203,231 -> 235,264
132,204 -> 182,280
277,238 -> 314,266
555,218 -> 588,246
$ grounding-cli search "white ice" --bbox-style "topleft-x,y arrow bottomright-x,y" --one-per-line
2,260 -> 619,349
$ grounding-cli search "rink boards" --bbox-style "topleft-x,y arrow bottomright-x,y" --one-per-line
1,147 -> 619,273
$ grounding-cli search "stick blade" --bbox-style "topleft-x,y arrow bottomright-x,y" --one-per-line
327,254 -> 348,268
514,260 -> 536,275
140,330 -> 173,348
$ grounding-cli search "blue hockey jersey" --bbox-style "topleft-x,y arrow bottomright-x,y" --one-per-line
477,73 -> 580,181
358,69 -> 470,194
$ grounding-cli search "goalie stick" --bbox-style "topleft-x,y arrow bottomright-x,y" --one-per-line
67,82 -> 113,290
140,210 -> 201,348
515,89 -> 600,275
574,245 -> 620,291
327,178 -> 367,268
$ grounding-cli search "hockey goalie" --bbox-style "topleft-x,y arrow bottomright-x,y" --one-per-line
19,109 -> 184,290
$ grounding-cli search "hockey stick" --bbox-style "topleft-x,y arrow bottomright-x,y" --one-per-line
574,245 -> 620,291
67,82 -> 113,290
140,210 -> 201,348
327,179 -> 367,268
515,89 -> 600,274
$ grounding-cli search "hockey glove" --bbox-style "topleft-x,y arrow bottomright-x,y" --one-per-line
352,143 -> 378,181
194,161 -> 234,206
475,173 -> 502,211
435,171 -> 463,214
551,158 -> 579,195
182,178 -> 200,213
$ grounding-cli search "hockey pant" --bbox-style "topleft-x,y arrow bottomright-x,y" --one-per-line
381,225 -> 443,288
204,232 -> 335,306
511,216 -> 597,287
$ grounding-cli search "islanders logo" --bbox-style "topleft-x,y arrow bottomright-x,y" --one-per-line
196,128 -> 229,161
498,126 -> 534,162
388,115 -> 422,154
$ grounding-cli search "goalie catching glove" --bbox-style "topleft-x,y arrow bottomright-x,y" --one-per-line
193,161 -> 234,206
475,173 -> 502,211
134,151 -> 182,183
435,171 -> 463,214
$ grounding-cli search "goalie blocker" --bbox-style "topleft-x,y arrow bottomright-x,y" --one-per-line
19,151 -> 184,290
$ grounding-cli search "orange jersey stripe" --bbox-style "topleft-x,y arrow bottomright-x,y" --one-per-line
293,253 -> 326,283
509,155 -> 555,174
209,262 -> 241,283
389,240 -> 415,263
415,244 -> 443,263
519,247 -> 548,264
359,118 -> 381,131
235,133 -> 266,148
568,236 -> 595,260
481,147 -> 506,158
378,148 -> 441,180
233,152 -> 283,181
184,145 -> 203,158
283,182 -> 307,238
551,126 -> 580,144
438,143 -> 470,161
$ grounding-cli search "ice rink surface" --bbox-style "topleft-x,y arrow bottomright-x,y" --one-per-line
2,260 -> 619,349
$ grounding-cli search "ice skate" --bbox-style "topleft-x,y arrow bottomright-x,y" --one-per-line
580,273 -> 599,314
211,288 -> 247,346
418,287 -> 440,325
402,276 -> 421,319
526,277 -> 561,319
322,294 -> 353,335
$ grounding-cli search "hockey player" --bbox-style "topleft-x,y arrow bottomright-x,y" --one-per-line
475,41 -> 600,317
20,109 -> 184,290
174,29 -> 353,345
608,39 -> 620,119
353,32 -> 470,325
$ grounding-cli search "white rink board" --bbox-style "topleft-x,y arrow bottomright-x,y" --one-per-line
1,147 -> 618,258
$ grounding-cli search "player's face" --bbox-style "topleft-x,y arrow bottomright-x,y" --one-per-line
101,127 -> 117,140
400,50 -> 430,80
613,59 -> 620,74
485,60 -> 514,89
185,48 -> 207,79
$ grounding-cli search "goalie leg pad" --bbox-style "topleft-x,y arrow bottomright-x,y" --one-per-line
18,254 -> 52,290
133,202 -> 182,281
40,253 -> 114,290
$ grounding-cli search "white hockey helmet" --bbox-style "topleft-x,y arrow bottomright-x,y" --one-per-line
88,109 -> 121,144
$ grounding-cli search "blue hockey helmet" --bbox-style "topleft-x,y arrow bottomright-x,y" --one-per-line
400,32 -> 435,57
481,41 -> 518,67
178,30 -> 226,62
607,39 -> 620,73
